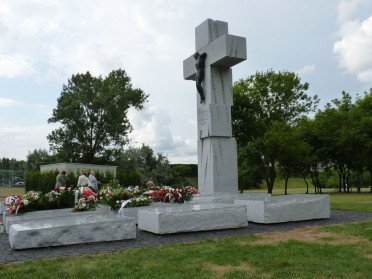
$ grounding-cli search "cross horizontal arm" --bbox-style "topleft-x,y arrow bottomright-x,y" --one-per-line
183,34 -> 247,80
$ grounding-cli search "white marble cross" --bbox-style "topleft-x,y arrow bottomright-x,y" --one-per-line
183,19 -> 246,194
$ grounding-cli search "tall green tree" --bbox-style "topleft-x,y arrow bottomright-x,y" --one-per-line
313,92 -> 360,192
26,149 -> 55,171
295,117 -> 323,194
232,70 -> 318,194
353,89 -> 372,192
271,122 -> 312,195
48,69 -> 148,163
115,144 -> 178,185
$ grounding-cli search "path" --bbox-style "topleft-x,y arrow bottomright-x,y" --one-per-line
1,210 -> 372,264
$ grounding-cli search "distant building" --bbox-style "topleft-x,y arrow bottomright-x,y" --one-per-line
40,163 -> 117,177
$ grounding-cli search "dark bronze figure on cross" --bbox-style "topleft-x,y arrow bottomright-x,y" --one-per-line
194,52 -> 207,103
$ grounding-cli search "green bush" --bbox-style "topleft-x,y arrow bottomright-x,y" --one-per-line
116,169 -> 141,186
25,171 -> 58,193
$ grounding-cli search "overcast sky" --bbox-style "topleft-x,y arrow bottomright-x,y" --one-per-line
0,0 -> 371,163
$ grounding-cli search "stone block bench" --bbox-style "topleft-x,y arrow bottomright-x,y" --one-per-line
118,203 -> 179,224
138,203 -> 247,234
9,214 -> 136,250
191,193 -> 269,204
234,194 -> 330,224
3,205 -> 110,234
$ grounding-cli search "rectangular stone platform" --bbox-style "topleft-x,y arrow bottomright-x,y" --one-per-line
138,203 -> 247,234
234,194 -> 330,223
3,205 -> 110,234
9,214 -> 136,250
0,202 -> 5,214
191,193 -> 269,204
117,203 -> 178,224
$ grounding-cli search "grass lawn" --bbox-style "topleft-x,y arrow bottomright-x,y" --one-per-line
329,192 -> 372,212
0,187 -> 25,199
246,178 -> 372,212
1,221 -> 372,279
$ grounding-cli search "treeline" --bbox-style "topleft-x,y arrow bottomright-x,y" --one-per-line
0,158 -> 26,170
233,70 -> 372,194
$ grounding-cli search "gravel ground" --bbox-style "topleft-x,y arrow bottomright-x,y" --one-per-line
1,210 -> 372,264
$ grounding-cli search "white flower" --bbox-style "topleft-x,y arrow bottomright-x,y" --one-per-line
23,200 -> 29,205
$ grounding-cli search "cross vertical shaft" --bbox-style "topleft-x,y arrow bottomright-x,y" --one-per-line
183,19 -> 246,194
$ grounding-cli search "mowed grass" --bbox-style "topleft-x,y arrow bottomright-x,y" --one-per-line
329,192 -> 372,212
0,187 -> 25,199
246,178 -> 372,212
1,221 -> 372,279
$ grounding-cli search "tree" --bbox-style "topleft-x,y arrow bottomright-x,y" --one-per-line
295,117 -> 323,194
26,149 -> 55,171
353,89 -> 372,192
271,122 -> 312,195
115,144 -> 179,186
313,92 -> 361,192
48,69 -> 148,163
232,70 -> 318,194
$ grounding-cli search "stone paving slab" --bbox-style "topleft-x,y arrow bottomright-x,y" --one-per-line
1,210 -> 372,264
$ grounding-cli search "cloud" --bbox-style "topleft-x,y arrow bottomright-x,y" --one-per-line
128,107 -> 197,163
0,54 -> 34,78
0,0 -> 195,81
337,0 -> 367,23
0,97 -> 19,107
0,125 -> 55,160
334,15 -> 372,82
334,1 -> 372,82
296,64 -> 316,76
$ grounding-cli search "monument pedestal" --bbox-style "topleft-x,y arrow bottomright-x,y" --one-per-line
198,137 -> 238,194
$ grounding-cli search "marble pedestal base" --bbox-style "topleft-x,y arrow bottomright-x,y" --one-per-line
138,203 -> 247,234
4,205 -> 110,234
234,194 -> 330,223
9,214 -> 136,250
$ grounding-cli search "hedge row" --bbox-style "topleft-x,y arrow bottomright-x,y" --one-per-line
26,170 -> 141,193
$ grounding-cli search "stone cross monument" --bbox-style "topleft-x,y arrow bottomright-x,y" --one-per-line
183,19 -> 247,194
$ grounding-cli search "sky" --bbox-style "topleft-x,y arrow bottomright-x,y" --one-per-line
0,0 -> 371,163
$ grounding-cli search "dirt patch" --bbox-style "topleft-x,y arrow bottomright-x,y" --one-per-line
367,254 -> 372,259
236,227 -> 368,246
205,262 -> 258,277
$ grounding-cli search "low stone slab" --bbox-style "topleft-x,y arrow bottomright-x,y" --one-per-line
4,205 -> 110,234
0,202 -> 5,214
234,194 -> 330,224
9,214 -> 136,250
117,203 -> 178,224
138,203 -> 248,234
191,192 -> 269,204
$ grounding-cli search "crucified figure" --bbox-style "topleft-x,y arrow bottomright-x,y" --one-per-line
194,52 -> 207,103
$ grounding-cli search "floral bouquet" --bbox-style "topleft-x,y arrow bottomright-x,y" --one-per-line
71,186 -> 98,212
124,196 -> 153,208
99,185 -> 143,209
72,195 -> 98,212
4,195 -> 27,215
144,186 -> 198,203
